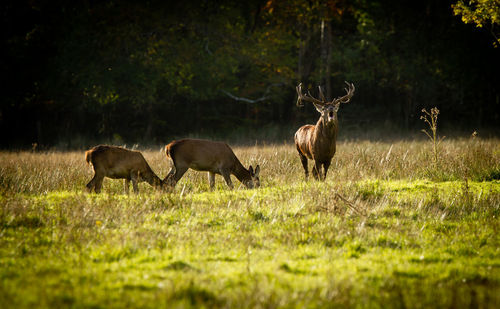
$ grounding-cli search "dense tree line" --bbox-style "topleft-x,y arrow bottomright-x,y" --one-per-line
2,0 -> 499,148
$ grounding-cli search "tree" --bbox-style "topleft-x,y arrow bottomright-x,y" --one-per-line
452,0 -> 500,47
2,0 -> 499,148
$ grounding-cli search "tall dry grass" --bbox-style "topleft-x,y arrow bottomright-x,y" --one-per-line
0,138 -> 498,195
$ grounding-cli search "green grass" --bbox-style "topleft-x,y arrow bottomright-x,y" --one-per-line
1,139 -> 499,308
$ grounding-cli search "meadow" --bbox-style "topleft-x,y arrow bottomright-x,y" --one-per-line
0,137 -> 499,308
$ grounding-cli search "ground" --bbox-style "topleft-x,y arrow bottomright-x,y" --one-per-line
0,139 -> 499,308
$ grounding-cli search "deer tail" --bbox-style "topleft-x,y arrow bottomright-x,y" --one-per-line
164,141 -> 180,160
163,144 -> 172,158
85,150 -> 92,166
163,142 -> 177,172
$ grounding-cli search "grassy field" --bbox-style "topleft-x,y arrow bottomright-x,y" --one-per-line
1,138 -> 499,308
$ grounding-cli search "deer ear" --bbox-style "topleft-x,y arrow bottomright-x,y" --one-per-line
248,165 -> 254,174
254,165 -> 260,176
313,103 -> 323,113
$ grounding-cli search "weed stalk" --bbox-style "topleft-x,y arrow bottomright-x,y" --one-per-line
420,107 -> 445,169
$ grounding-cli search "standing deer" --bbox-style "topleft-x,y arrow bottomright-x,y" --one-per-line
85,145 -> 164,193
294,81 -> 355,180
163,138 -> 260,190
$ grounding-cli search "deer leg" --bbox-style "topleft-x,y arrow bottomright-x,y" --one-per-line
172,166 -> 189,184
123,179 -> 130,194
221,169 -> 234,189
86,174 -> 98,192
132,178 -> 139,194
165,167 -> 176,179
94,176 -> 104,193
208,172 -> 216,190
296,144 -> 309,179
164,175 -> 177,189
322,161 -> 331,181
163,167 -> 177,188
312,161 -> 322,180
299,154 -> 309,179
130,172 -> 140,194
132,180 -> 139,193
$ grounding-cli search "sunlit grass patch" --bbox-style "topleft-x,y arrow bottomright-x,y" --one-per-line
356,178 -> 500,195
1,140 -> 499,308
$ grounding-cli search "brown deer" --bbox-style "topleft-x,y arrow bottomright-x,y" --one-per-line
163,138 -> 260,190
85,145 -> 164,193
294,81 -> 355,180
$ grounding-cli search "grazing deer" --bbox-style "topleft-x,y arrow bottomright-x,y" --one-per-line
294,81 -> 355,180
163,138 -> 260,190
85,145 -> 163,193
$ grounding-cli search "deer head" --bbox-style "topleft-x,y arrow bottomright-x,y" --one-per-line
296,81 -> 355,125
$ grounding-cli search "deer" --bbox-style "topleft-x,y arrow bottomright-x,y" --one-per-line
294,81 -> 355,180
85,145 -> 164,193
162,138 -> 260,190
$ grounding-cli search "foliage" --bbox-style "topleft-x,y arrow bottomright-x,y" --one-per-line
452,0 -> 500,47
1,1 -> 500,148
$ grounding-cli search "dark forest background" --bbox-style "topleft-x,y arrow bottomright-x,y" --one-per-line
2,0 -> 499,148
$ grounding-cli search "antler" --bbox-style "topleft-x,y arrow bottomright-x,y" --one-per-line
318,85 -> 327,102
296,83 -> 327,107
335,81 -> 355,104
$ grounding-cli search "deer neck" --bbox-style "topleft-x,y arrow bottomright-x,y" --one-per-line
315,116 -> 337,139
232,160 -> 251,183
142,165 -> 161,187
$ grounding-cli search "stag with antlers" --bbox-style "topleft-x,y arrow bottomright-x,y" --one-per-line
294,81 -> 355,180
